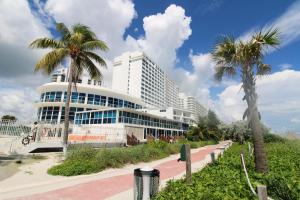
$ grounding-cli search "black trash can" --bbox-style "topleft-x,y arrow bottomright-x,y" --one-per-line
134,168 -> 160,200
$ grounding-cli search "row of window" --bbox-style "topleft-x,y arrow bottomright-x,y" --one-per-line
74,110 -> 188,130
38,106 -> 84,122
40,91 -> 143,109
75,110 -> 117,125
120,111 -> 188,130
118,111 -> 188,130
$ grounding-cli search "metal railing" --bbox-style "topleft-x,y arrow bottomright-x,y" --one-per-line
0,120 -> 31,137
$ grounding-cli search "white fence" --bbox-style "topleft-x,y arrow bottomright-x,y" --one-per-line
0,120 -> 31,137
0,121 -> 128,154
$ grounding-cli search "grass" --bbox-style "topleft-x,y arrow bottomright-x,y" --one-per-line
48,140 -> 217,176
154,140 -> 300,200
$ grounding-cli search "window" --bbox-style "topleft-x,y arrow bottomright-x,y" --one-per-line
78,93 -> 85,103
99,110 -> 115,124
40,93 -> 45,102
64,92 -> 86,104
39,106 -> 60,122
61,107 -> 84,122
55,92 -> 62,102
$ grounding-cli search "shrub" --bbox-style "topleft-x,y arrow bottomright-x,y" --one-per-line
155,141 -> 300,200
263,133 -> 286,143
48,140 -> 214,176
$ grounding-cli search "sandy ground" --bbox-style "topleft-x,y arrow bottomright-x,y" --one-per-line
0,160 -> 20,181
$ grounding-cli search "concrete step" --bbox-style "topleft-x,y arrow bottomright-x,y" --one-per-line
19,142 -> 63,154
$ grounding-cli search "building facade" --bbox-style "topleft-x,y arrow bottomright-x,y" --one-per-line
36,69 -> 144,124
35,52 -> 208,145
179,92 -> 207,122
71,108 -> 189,144
141,107 -> 194,125
112,51 -> 206,123
112,51 -> 180,108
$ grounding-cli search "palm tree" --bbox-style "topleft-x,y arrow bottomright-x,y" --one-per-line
212,28 -> 280,173
30,23 -> 108,156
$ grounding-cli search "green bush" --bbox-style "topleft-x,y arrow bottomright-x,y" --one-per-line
48,140 -> 216,176
263,133 -> 286,143
155,141 -> 300,200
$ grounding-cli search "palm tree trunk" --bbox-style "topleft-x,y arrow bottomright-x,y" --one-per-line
243,69 -> 268,173
62,62 -> 74,157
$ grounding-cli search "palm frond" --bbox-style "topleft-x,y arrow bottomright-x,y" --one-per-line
212,36 -> 237,65
80,55 -> 102,80
35,48 -> 69,74
69,32 -> 84,45
29,38 -> 64,49
84,51 -> 107,67
56,23 -> 71,42
252,28 -> 280,48
82,40 -> 109,51
214,65 -> 237,81
72,24 -> 96,42
256,63 -> 271,75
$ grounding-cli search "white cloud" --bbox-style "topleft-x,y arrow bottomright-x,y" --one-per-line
215,70 -> 300,132
279,63 -> 293,70
127,4 -> 192,71
0,0 -> 50,44
0,0 -> 50,79
45,0 -> 137,86
0,88 -> 38,123
240,1 -> 300,47
175,52 -> 215,108
291,118 -> 300,124
272,1 -> 300,46
0,0 -> 51,122
45,0 -> 136,57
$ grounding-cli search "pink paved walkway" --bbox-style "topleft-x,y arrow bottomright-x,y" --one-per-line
15,144 -> 221,200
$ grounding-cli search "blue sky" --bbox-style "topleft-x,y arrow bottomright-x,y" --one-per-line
0,0 -> 299,133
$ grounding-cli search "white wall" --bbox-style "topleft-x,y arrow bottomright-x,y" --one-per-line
112,53 -> 130,94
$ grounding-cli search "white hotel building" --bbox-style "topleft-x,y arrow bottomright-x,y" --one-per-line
112,52 -> 206,123
36,51 -> 206,144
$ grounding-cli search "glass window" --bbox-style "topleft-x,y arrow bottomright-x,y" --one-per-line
108,97 -> 114,107
87,94 -> 94,104
71,92 -> 78,103
78,93 -> 86,103
100,96 -> 106,106
40,93 -> 45,102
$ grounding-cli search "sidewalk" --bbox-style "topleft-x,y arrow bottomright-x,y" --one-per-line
1,142 -> 231,200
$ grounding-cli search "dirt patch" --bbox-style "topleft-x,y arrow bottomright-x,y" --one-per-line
0,154 -> 47,181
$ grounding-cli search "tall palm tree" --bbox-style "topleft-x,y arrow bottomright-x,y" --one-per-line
30,23 -> 108,156
212,28 -> 280,173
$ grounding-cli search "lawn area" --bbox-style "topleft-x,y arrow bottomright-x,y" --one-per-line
48,140 -> 216,176
155,140 -> 300,200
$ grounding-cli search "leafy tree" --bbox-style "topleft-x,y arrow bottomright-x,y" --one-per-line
1,115 -> 17,122
30,23 -> 108,156
212,28 -> 280,173
188,111 -> 222,141
219,121 -> 251,143
207,109 -> 220,130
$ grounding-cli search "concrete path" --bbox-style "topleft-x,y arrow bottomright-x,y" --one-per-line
1,141 -> 231,200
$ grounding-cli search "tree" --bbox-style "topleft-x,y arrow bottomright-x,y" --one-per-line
207,109 -> 220,130
1,115 -> 17,122
212,28 -> 280,173
30,23 -> 108,156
